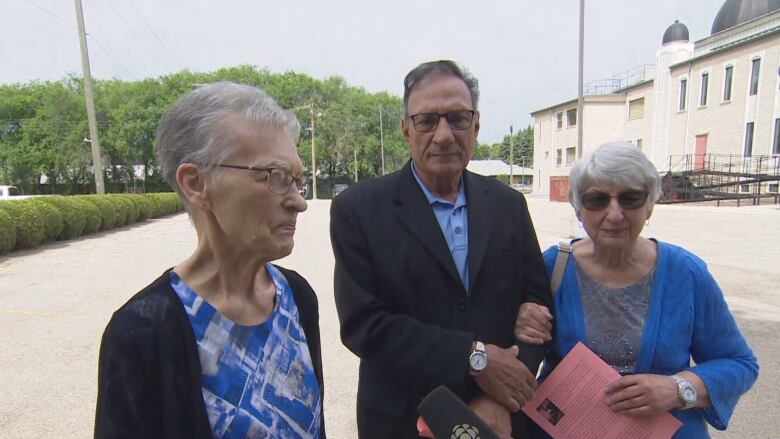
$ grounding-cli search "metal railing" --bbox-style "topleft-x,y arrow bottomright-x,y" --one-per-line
584,65 -> 655,96
658,154 -> 780,205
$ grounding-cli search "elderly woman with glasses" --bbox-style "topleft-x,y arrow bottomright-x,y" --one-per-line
516,142 -> 757,438
94,82 -> 324,439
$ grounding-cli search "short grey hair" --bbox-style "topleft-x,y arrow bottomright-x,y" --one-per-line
568,141 -> 661,210
156,81 -> 300,201
403,60 -> 479,116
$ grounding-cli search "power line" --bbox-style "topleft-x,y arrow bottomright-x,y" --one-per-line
23,0 -> 76,28
127,0 -> 171,54
85,9 -> 137,63
21,0 -> 139,79
81,37 -> 139,79
102,0 -> 167,72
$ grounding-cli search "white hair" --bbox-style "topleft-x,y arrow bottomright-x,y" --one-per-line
156,81 -> 300,204
568,141 -> 661,210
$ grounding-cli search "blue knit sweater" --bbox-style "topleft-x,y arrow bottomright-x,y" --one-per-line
540,240 -> 758,439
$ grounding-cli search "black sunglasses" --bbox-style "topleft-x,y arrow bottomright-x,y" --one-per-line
580,190 -> 649,211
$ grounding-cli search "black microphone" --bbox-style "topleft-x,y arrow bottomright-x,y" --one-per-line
417,386 -> 500,439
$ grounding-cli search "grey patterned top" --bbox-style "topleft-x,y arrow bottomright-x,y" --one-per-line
575,260 -> 655,374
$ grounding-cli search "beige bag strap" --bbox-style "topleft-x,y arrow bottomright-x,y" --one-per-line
550,240 -> 572,294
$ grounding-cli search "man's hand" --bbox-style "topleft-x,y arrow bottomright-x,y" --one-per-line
514,302 -> 553,345
604,374 -> 681,417
469,394 -> 512,439
474,344 -> 536,412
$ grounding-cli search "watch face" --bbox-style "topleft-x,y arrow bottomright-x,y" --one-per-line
682,387 -> 696,403
470,353 -> 487,371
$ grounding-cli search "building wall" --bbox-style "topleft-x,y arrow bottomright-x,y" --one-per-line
669,32 -> 780,161
532,99 -> 626,196
623,82 -> 655,151
650,42 -> 695,167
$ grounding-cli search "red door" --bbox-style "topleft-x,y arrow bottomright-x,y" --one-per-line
694,134 -> 708,171
550,176 -> 569,202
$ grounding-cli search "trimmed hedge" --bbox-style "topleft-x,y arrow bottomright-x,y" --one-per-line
146,193 -> 182,217
28,198 -> 64,242
0,209 -> 16,254
72,198 -> 101,234
40,197 -> 87,240
0,201 -> 45,250
79,195 -> 118,230
0,192 -> 184,255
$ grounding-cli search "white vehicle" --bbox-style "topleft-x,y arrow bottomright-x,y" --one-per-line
0,185 -> 36,200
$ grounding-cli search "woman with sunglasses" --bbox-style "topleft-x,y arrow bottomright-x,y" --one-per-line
517,142 -> 757,438
95,82 -> 325,439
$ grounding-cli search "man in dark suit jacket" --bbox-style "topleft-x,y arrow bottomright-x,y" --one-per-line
330,60 -> 552,438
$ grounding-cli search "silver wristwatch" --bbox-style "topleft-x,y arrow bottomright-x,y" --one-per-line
671,375 -> 697,409
469,341 -> 488,375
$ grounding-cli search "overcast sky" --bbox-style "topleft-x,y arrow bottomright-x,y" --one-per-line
4,0 -> 724,143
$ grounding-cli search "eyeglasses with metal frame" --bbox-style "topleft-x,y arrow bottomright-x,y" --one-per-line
579,190 -> 649,211
409,110 -> 475,133
217,164 -> 308,196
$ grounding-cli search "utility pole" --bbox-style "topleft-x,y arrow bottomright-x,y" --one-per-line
577,0 -> 585,159
310,104 -> 318,199
379,104 -> 386,175
74,0 -> 105,194
354,148 -> 358,182
509,125 -> 514,186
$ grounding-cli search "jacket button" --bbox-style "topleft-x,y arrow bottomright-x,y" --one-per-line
457,299 -> 466,310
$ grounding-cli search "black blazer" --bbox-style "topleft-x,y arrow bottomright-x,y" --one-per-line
330,162 -> 552,438
94,267 -> 325,439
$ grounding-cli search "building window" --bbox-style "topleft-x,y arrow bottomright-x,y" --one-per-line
774,118 -> 780,155
636,139 -> 643,150
750,58 -> 761,95
628,98 -> 645,119
744,122 -> 754,157
723,65 -> 733,101
555,112 -> 562,130
556,149 -> 562,166
566,108 -> 577,127
769,183 -> 779,192
741,184 -> 751,193
700,72 -> 709,106
565,147 -> 576,165
679,79 -> 687,111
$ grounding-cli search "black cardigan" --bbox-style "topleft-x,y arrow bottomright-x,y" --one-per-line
94,267 -> 326,439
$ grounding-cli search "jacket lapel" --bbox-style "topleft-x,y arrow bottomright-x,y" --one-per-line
393,162 -> 462,288
464,171 -> 494,291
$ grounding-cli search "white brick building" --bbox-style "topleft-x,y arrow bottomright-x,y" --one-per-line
532,0 -> 780,200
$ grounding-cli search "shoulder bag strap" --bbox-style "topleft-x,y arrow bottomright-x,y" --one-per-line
550,240 -> 572,294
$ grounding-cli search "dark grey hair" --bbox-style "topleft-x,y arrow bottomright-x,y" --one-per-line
156,81 -> 300,202
403,60 -> 479,116
568,141 -> 661,210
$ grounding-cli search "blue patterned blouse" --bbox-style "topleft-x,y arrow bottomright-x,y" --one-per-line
171,265 -> 322,438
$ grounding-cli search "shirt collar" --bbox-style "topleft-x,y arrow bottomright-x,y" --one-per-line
411,161 -> 467,208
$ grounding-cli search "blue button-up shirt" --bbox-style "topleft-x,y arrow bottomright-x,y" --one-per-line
411,163 -> 469,292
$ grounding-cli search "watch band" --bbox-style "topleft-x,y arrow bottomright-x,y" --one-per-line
671,374 -> 697,409
469,341 -> 487,375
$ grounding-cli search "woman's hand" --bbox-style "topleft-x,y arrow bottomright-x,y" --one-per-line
604,374 -> 682,417
514,302 -> 553,345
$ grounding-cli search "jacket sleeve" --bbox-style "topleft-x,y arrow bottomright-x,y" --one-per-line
94,313 -> 162,439
513,194 -> 555,374
688,261 -> 759,430
330,195 -> 474,385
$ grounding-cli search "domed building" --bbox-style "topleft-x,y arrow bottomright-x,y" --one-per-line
532,0 -> 780,201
